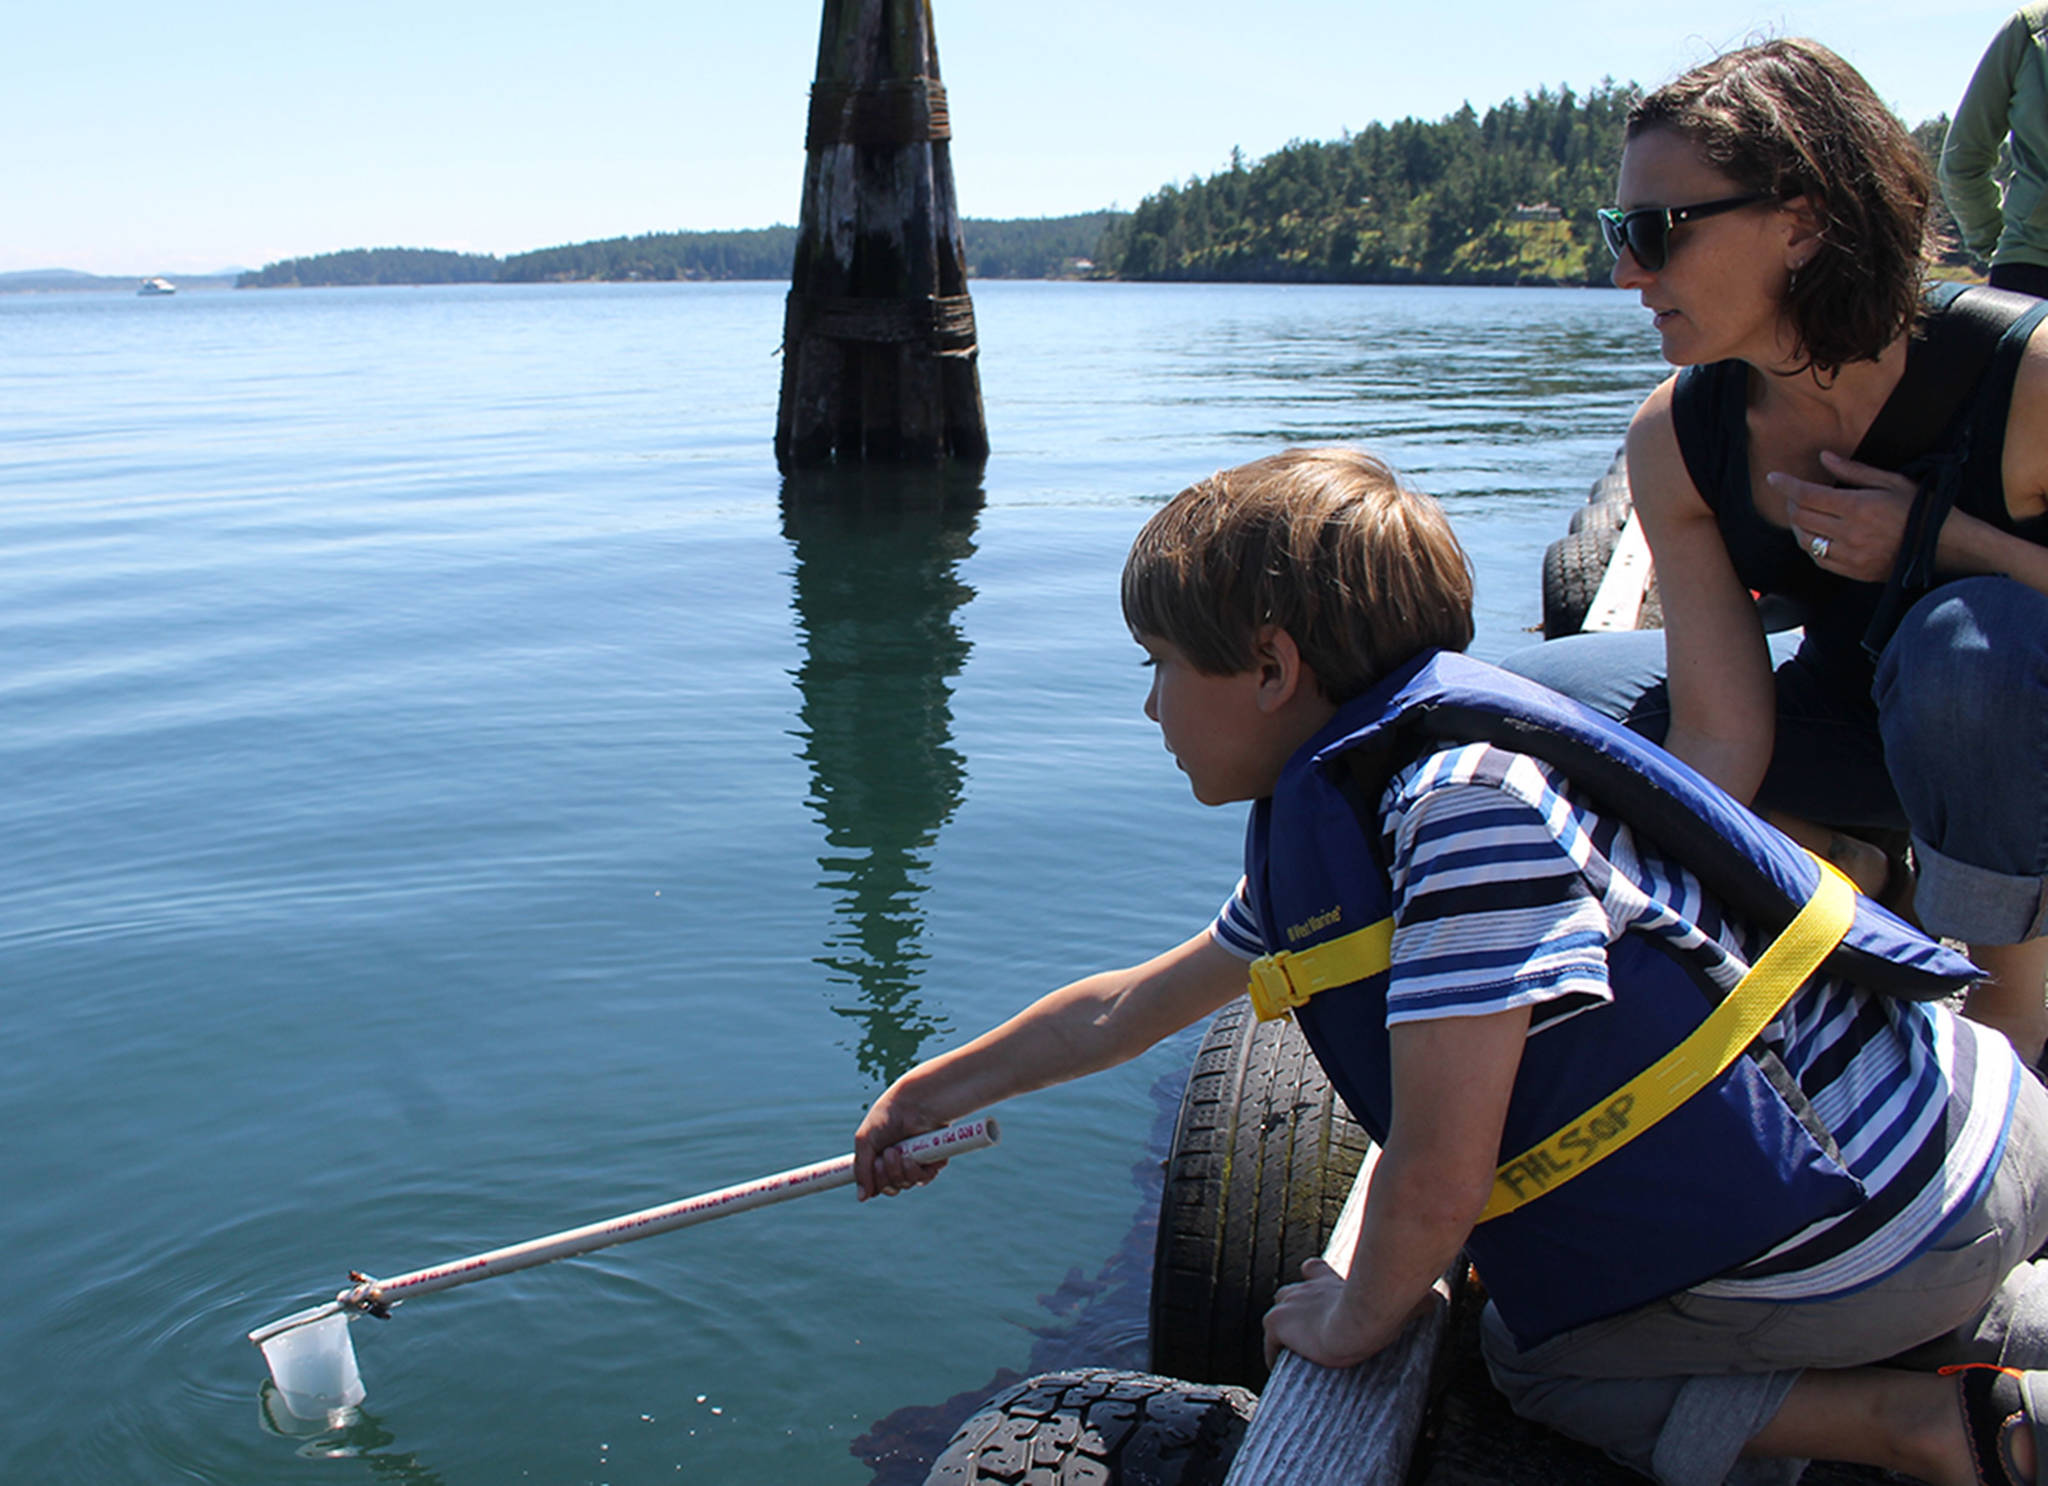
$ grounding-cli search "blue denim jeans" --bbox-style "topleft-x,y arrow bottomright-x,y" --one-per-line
1499,577 -> 2048,945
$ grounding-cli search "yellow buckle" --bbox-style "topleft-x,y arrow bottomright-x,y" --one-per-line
1248,952 -> 1309,1022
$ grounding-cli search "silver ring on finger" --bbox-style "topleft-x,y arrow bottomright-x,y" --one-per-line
1808,533 -> 1830,561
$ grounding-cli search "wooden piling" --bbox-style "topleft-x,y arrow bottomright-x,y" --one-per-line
777,0 -> 989,468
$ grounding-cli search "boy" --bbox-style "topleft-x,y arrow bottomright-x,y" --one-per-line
856,447 -> 2048,1486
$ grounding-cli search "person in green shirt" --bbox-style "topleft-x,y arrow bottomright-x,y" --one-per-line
1943,4 -> 2048,296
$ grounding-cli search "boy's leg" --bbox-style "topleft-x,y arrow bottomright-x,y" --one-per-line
1739,1367 -> 2003,1485
1481,1321 -> 1801,1486
1481,1075 -> 2048,1482
1485,1338 -> 2030,1486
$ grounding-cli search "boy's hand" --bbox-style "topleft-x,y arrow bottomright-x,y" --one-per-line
1262,1257 -> 1387,1369
854,1090 -> 952,1201
1263,1256 -> 1439,1370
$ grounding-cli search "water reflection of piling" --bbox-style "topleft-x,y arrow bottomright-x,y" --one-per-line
782,465 -> 984,1082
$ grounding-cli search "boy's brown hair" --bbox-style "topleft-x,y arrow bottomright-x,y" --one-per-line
1121,446 -> 1473,703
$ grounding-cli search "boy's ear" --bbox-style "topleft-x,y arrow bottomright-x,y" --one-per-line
1251,625 -> 1313,712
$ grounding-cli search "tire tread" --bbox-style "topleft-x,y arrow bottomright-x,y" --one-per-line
1148,1004 -> 1370,1387
923,1368 -> 1254,1486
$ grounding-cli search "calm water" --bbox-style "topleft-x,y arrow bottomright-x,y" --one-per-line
0,279 -> 1665,1484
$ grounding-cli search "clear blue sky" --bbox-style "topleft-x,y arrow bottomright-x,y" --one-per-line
4,0 -> 2010,275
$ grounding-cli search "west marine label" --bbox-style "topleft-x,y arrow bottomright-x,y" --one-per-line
1285,906 -> 1343,944
1493,1093 -> 1638,1203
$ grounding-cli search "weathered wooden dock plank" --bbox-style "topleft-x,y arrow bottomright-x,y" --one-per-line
1222,1146 -> 1451,1485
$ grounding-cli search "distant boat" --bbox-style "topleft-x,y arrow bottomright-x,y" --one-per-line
137,277 -> 176,296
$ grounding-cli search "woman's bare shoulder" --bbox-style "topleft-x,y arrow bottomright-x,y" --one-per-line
1623,375 -> 1708,519
2004,320 -> 2048,521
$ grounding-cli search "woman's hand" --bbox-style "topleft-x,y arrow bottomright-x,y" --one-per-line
1262,1257 -> 1407,1370
853,1088 -> 951,1201
1768,449 -> 1918,582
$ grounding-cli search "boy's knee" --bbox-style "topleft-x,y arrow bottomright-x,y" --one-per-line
1478,1304 -> 1685,1477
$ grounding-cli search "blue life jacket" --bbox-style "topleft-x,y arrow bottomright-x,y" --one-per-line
1243,650 -> 1980,1346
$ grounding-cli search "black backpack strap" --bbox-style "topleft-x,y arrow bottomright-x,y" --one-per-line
1852,284 -> 2039,470
1861,286 -> 2048,659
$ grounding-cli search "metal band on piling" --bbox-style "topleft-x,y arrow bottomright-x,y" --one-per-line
783,292 -> 978,356
805,78 -> 951,149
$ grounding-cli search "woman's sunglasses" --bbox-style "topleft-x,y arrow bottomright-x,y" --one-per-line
1597,193 -> 1771,271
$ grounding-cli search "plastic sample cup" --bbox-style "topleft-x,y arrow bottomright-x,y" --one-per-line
253,1305 -> 366,1419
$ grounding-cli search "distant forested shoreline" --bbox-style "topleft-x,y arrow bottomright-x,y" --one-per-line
1097,88 -> 1965,285
1104,84 -> 1632,285
237,82 -> 1973,291
236,215 -> 1119,289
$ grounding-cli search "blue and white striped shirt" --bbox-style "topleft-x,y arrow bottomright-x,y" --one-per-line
1213,742 -> 2020,1301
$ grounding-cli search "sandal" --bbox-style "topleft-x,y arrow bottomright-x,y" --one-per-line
1946,1363 -> 2048,1485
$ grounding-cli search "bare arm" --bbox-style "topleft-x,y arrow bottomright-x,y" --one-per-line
1936,506 -> 2048,595
1948,324 -> 2048,595
1626,382 -> 1779,803
854,929 -> 1248,1196
1261,1005 -> 1528,1367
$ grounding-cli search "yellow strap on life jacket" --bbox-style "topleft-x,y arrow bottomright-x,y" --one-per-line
1247,916 -> 1394,1022
1478,852 -> 1857,1223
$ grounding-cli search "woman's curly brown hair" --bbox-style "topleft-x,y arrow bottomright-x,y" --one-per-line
1630,37 -> 1934,374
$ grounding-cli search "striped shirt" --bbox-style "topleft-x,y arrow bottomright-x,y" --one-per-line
1213,742 -> 2020,1301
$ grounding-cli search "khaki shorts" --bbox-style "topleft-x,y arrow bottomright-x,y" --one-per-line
1481,1071 -> 2048,1486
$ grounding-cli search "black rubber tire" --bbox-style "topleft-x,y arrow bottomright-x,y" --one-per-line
1540,525 -> 1619,640
1567,499 -> 1626,537
1587,466 -> 1632,508
922,1368 -> 1256,1486
1148,1000 -> 1372,1389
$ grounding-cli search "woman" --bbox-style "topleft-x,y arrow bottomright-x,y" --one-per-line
1942,4 -> 2048,298
1506,38 -> 2048,1063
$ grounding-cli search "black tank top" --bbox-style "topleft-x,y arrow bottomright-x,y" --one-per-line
1671,284 -> 2048,675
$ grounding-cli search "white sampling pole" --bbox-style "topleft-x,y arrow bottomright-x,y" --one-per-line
250,1117 -> 999,1417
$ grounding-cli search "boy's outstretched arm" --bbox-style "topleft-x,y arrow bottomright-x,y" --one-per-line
855,928 -> 1248,1198
1263,1004 -> 1528,1368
